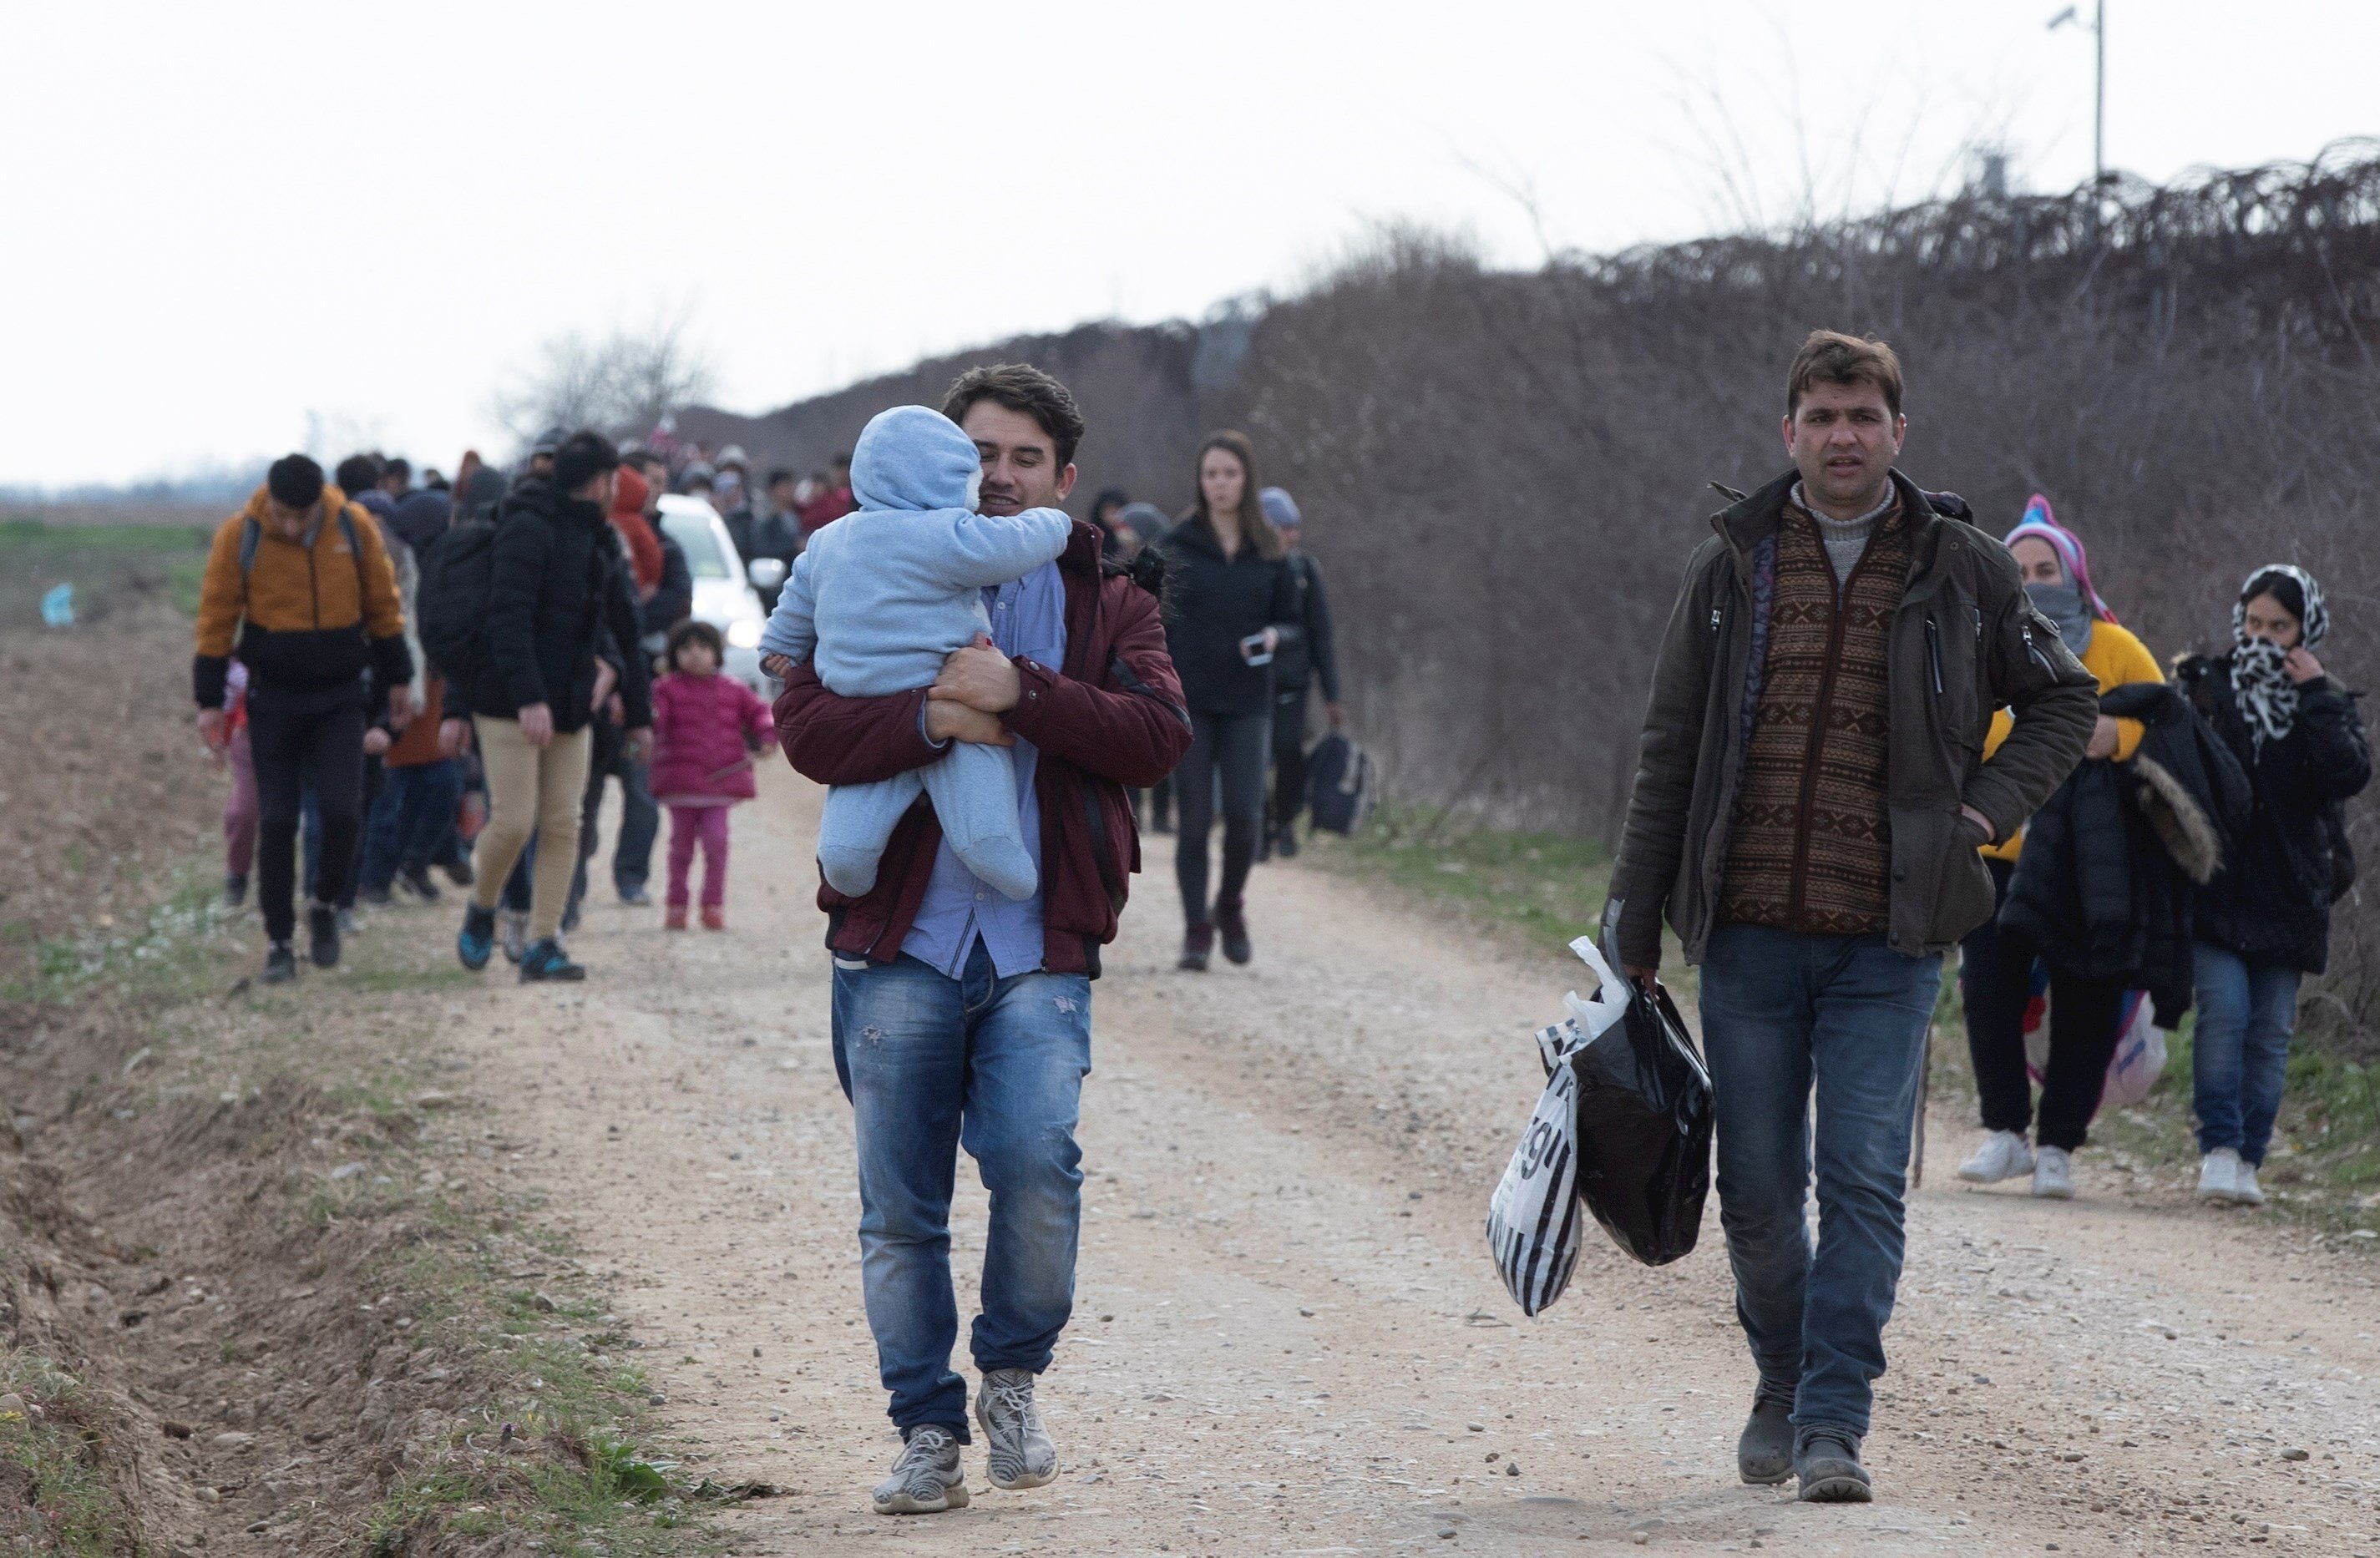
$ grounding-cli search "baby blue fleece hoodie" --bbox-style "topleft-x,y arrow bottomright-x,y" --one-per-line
760,404 -> 1072,901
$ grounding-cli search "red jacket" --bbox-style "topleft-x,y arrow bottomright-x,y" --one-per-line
798,484 -> 855,534
773,521 -> 1190,977
651,671 -> 773,802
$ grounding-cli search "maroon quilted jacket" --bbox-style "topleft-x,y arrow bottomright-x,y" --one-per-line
772,521 -> 1190,976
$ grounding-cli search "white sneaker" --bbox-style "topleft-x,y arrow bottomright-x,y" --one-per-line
1957,1130 -> 2036,1184
2233,1161 -> 2266,1207
872,1424 -> 969,1515
2197,1148 -> 2244,1202
499,908 -> 529,964
975,1368 -> 1058,1490
2032,1146 -> 2075,1199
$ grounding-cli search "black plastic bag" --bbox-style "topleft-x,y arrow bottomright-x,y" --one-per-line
1573,979 -> 1714,1266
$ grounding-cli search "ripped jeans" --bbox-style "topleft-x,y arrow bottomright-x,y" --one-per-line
830,941 -> 1092,1438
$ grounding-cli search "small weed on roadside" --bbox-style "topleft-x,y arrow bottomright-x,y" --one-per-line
0,1349 -> 140,1555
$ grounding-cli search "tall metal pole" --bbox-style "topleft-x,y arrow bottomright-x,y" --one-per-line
2094,0 -> 2106,190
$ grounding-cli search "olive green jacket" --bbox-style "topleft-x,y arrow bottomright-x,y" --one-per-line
1608,469 -> 2098,969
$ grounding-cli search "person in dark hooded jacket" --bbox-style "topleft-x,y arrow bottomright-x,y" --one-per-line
1956,502 -> 2167,1200
453,432 -> 653,981
2175,565 -> 2371,1208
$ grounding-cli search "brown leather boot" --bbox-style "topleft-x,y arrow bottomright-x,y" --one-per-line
1179,923 -> 1214,971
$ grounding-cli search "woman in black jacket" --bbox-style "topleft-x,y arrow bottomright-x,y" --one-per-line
2177,566 -> 2371,1208
1157,432 -> 1300,970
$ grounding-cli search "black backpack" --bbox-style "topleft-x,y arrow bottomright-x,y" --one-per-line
1305,731 -> 1376,836
416,516 -> 498,696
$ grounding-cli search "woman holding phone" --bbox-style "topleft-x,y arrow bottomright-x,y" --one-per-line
1158,431 -> 1302,970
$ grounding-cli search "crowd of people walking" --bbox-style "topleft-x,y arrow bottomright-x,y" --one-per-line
188,334 -> 2362,1516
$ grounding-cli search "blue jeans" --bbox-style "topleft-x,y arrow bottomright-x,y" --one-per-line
357,760 -> 465,893
831,942 -> 1092,1438
2191,942 -> 2302,1166
1699,924 -> 1940,1444
611,749 -> 659,895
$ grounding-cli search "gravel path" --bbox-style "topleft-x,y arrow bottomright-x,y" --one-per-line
453,767 -> 2380,1555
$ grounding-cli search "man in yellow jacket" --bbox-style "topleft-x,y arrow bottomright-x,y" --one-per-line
193,453 -> 413,983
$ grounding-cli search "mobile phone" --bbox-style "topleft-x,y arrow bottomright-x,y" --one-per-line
1240,632 -> 1274,666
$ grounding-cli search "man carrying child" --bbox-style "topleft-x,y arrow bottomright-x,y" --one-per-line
770,364 -> 1191,1515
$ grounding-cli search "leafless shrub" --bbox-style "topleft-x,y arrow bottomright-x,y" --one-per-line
493,309 -> 717,449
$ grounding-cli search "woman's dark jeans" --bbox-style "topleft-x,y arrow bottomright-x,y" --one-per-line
1174,710 -> 1270,925
1960,857 -> 2128,1151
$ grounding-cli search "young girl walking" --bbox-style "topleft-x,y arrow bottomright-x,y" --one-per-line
648,621 -> 775,929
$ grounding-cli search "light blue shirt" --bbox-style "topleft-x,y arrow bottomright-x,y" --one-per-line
899,560 -> 1067,978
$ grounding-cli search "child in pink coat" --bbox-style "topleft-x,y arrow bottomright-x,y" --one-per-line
647,621 -> 775,929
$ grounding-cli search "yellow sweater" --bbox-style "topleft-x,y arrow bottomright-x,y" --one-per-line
1979,620 -> 2161,862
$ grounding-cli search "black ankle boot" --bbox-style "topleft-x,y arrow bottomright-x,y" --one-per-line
1795,1431 -> 1871,1503
1738,1396 -> 1794,1485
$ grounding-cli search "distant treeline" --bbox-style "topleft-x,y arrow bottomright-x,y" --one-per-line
0,465 -> 267,509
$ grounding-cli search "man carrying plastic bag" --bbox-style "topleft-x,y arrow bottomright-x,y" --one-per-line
1605,334 -> 2096,1503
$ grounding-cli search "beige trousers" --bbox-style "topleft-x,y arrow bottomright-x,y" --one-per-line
468,719 -> 592,942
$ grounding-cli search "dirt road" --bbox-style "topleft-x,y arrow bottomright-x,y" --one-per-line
448,766 -> 2380,1555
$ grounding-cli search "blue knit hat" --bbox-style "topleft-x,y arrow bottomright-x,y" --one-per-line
1258,486 -> 1301,528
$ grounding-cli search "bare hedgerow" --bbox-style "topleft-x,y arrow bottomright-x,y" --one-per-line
1219,143 -> 2380,1055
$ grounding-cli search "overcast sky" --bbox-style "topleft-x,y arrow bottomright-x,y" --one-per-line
4,0 -> 2374,487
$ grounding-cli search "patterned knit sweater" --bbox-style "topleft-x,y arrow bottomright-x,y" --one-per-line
1719,495 -> 1908,935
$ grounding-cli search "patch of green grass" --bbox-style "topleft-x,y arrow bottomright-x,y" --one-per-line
361,1233 -> 735,1556
167,555 -> 209,617
0,519 -> 213,552
0,1349 -> 140,1554
4,862 -> 240,1004
1303,799 -> 1617,959
0,519 -> 213,624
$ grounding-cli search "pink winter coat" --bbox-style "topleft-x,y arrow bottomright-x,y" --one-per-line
649,671 -> 774,804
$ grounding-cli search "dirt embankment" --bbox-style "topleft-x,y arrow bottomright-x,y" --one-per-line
0,603 -> 578,1555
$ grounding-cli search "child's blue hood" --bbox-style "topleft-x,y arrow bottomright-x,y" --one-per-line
849,406 -> 982,513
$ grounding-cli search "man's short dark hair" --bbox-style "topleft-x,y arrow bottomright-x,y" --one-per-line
334,453 -> 382,494
766,466 -> 796,489
1786,331 -> 1904,420
554,431 -> 620,494
941,363 -> 1085,469
268,453 -> 326,509
382,457 -> 411,484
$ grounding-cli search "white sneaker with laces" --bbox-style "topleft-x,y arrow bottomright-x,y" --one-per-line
2032,1146 -> 2075,1199
872,1424 -> 968,1515
975,1368 -> 1058,1490
2232,1161 -> 2266,1207
2197,1148 -> 2244,1203
1957,1129 -> 2036,1185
